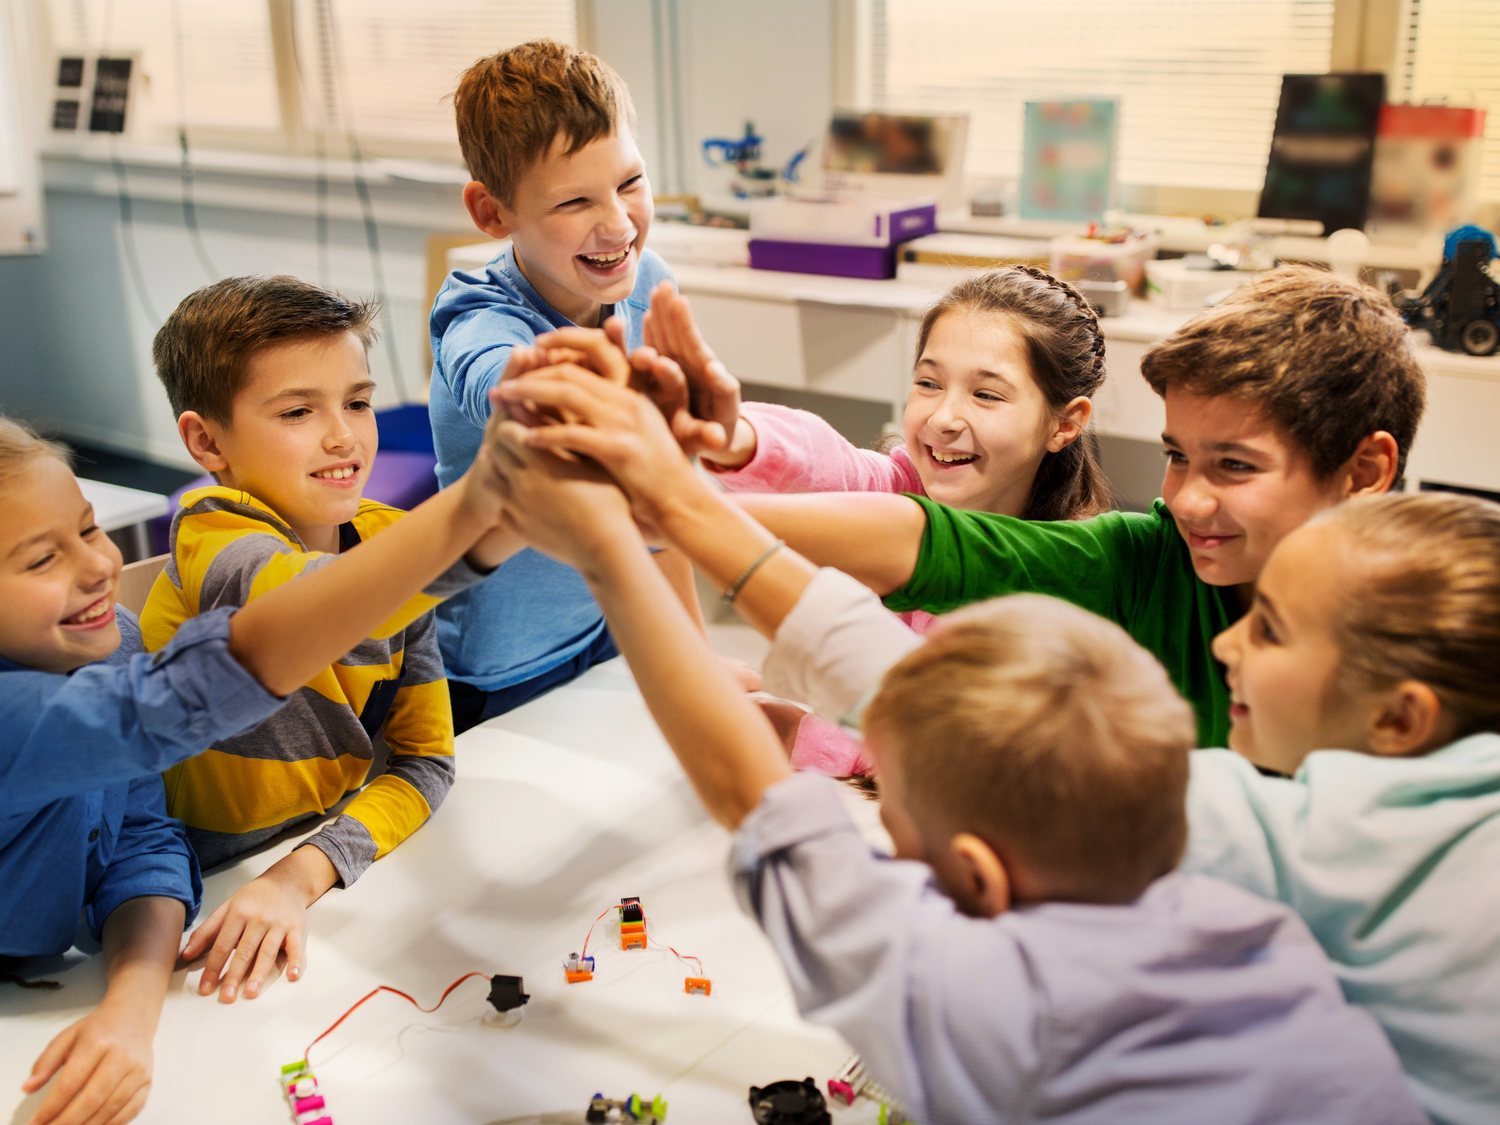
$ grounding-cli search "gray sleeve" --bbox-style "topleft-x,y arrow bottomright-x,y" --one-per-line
424,553 -> 492,600
732,773 -> 1047,1120
300,819 -> 376,889
761,568 -> 923,726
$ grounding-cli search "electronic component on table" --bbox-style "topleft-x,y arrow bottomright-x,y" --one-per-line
564,951 -> 596,983
619,895 -> 648,951
748,1077 -> 831,1125
279,1060 -> 334,1125
586,1091 -> 668,1123
683,975 -> 712,996
826,1055 -> 914,1121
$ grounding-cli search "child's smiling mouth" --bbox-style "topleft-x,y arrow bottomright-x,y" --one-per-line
926,445 -> 978,468
62,595 -> 115,628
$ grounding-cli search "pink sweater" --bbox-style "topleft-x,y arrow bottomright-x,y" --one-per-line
709,402 -> 925,496
711,403 -> 931,776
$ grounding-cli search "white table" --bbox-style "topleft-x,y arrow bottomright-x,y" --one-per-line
2,633 -> 886,1124
77,478 -> 170,560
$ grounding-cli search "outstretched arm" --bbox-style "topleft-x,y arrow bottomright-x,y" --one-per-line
493,358 -> 820,640
489,423 -> 789,828
227,406 -> 511,697
731,491 -> 926,597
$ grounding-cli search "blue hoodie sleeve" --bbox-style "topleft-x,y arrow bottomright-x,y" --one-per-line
0,606 -> 285,815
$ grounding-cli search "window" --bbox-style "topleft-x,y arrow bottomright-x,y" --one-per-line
40,0 -> 579,158
852,0 -> 1337,193
45,0 -> 282,138
1399,0 -> 1500,203
291,0 -> 578,157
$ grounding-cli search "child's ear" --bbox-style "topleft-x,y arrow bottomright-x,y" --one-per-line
1046,395 -> 1094,453
462,181 -> 512,240
178,412 -> 229,474
947,832 -> 1012,918
1368,679 -> 1446,757
1344,431 -> 1400,497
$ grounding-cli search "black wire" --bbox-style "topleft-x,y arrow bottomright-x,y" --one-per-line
109,144 -> 161,326
287,0 -> 332,285
169,0 -> 220,279
319,0 -> 411,402
94,0 -> 159,325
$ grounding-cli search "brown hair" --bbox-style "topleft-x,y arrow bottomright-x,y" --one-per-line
1141,265 -> 1426,482
1312,492 -> 1500,741
863,594 -> 1194,904
915,266 -> 1114,521
0,417 -> 71,492
454,39 -> 635,205
152,276 -> 379,424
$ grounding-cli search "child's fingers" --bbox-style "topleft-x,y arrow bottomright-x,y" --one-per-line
215,923 -> 268,1003
531,327 -> 630,384
178,902 -> 226,965
26,1044 -> 106,1125
239,930 -> 286,999
520,424 -> 641,475
672,415 -> 730,455
283,923 -> 307,983
23,1025 -> 78,1093
496,373 -> 625,430
199,914 -> 249,996
99,1084 -> 149,1125
603,315 -> 627,353
58,1059 -> 136,1125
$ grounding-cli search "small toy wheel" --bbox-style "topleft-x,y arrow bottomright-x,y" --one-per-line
1460,319 -> 1499,357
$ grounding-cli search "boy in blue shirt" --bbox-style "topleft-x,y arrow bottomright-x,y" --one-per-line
429,39 -> 705,731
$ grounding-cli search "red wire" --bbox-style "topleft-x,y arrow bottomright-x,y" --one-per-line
302,971 -> 491,1063
579,904 -> 614,960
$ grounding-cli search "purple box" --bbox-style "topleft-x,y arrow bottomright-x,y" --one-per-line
748,239 -> 900,279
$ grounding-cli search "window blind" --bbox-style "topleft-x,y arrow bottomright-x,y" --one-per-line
293,0 -> 578,152
856,0 -> 1336,192
45,0 -> 281,134
1401,0 -> 1500,203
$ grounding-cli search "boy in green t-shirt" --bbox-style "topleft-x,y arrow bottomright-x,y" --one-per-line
697,267 -> 1426,746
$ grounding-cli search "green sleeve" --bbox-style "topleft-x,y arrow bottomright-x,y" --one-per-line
883,496 -> 1158,621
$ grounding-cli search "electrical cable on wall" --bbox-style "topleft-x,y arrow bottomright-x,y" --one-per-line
315,0 -> 412,403
94,0 -> 160,326
169,0 -> 221,280
287,0 -> 332,287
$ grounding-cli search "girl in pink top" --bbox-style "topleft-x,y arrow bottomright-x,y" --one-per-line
696,266 -> 1114,773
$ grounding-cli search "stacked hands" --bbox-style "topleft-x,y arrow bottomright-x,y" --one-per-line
486,283 -> 741,573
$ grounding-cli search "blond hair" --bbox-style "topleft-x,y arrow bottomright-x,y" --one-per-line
863,595 -> 1194,904
1311,492 -> 1500,740
1141,266 -> 1425,482
0,417 -> 71,492
454,39 -> 635,205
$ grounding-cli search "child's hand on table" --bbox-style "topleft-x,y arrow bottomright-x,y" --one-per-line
180,845 -> 335,1003
22,999 -> 154,1124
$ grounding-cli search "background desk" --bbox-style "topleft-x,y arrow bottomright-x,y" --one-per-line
3,633 -> 883,1124
450,240 -> 1500,500
77,478 -> 169,561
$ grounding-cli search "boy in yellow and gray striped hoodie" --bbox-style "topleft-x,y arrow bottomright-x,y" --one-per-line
142,275 -> 518,1004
